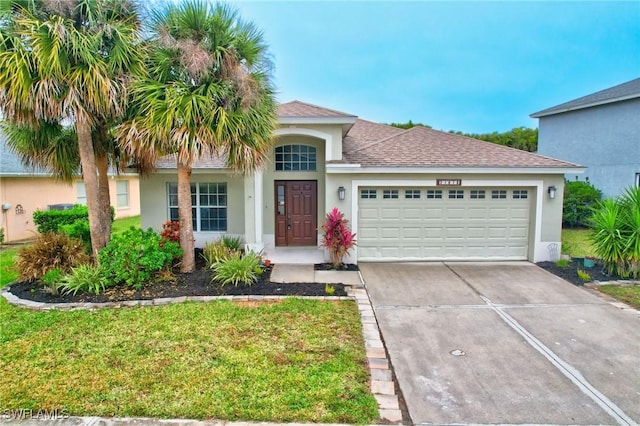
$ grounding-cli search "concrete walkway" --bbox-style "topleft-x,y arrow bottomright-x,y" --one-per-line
270,264 -> 361,285
360,262 -> 640,426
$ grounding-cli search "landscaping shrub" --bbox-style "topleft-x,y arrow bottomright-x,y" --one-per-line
563,180 -> 602,228
58,264 -> 110,295
33,205 -> 114,233
203,240 -> 235,268
59,219 -> 91,249
0,227 -> 4,244
41,268 -> 63,295
212,251 -> 261,286
591,186 -> 640,278
160,220 -> 180,244
99,227 -> 182,289
320,207 -> 357,268
221,235 -> 243,252
16,232 -> 90,281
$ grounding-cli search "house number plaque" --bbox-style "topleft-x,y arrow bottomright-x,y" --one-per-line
436,179 -> 462,186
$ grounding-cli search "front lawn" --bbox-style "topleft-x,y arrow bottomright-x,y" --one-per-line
597,285 -> 640,310
561,228 -> 595,258
0,298 -> 378,423
111,215 -> 141,235
0,247 -> 19,287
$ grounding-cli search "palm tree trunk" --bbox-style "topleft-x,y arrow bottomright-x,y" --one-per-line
96,153 -> 112,244
177,161 -> 195,272
77,119 -> 106,260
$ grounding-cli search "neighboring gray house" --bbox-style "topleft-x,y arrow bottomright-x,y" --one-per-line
531,78 -> 640,198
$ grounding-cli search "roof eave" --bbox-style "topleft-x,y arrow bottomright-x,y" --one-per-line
326,164 -> 585,175
279,116 -> 357,125
530,93 -> 640,118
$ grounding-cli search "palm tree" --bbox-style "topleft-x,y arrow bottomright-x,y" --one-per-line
0,0 -> 143,258
118,1 -> 277,272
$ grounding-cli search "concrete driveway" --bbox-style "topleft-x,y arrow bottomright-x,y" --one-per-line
360,262 -> 640,426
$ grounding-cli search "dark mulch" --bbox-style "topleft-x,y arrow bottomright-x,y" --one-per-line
536,257 -> 623,286
7,262 -> 349,305
314,262 -> 359,271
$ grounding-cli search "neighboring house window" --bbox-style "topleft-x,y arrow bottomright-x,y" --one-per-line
383,189 -> 399,199
470,190 -> 485,199
116,180 -> 129,208
636,173 -> 640,187
426,189 -> 442,199
168,183 -> 227,232
405,189 -> 420,199
275,144 -> 316,171
360,189 -> 377,199
76,182 -> 87,205
448,190 -> 464,199
513,189 -> 528,199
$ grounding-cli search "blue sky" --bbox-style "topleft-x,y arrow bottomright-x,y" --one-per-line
233,1 -> 640,133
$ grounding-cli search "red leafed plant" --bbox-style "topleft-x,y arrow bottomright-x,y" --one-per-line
321,207 -> 357,268
160,221 -> 180,244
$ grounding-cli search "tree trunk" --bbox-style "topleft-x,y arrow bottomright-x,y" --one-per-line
76,119 -> 106,260
96,153 -> 112,245
177,161 -> 195,272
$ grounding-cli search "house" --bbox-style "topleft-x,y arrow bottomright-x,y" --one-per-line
531,77 -> 640,198
0,135 -> 141,242
139,101 -> 581,263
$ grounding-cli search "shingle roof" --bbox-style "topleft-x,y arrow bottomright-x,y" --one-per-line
0,133 -> 49,175
530,77 -> 640,118
341,125 -> 578,168
278,100 -> 356,118
155,153 -> 227,169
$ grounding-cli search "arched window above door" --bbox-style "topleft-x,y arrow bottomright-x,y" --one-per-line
274,144 -> 317,171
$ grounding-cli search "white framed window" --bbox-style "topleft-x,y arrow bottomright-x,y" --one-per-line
448,190 -> 464,199
76,182 -> 87,205
513,189 -> 528,199
383,189 -> 399,199
426,189 -> 442,199
168,182 -> 227,232
274,144 -> 316,171
492,190 -> 507,199
116,180 -> 129,208
360,189 -> 377,199
405,189 -> 421,199
470,190 -> 485,199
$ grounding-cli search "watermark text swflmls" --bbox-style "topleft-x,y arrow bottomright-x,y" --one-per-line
1,408 -> 70,420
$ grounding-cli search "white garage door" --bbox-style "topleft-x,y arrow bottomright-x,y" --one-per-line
358,187 -> 532,261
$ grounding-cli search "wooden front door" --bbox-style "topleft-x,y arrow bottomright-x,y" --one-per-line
275,180 -> 317,246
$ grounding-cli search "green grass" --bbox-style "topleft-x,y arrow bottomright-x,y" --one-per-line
0,298 -> 378,422
111,215 -> 141,235
562,228 -> 595,258
0,247 -> 19,288
598,285 -> 640,310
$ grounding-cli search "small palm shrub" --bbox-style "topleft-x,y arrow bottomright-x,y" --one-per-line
58,264 -> 110,295
203,240 -> 235,268
99,228 -> 182,289
212,251 -> 262,287
591,187 -> 640,278
41,268 -> 63,295
16,232 -> 90,281
321,207 -> 357,268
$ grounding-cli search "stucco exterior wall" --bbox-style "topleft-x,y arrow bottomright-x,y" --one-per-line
138,171 -> 245,248
325,171 -> 566,262
537,98 -> 640,197
0,175 -> 140,242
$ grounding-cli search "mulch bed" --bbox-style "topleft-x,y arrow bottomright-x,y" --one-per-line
536,258 -> 624,286
314,262 -> 359,271
7,257 -> 349,304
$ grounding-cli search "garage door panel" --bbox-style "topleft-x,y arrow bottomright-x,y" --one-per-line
359,187 -> 531,260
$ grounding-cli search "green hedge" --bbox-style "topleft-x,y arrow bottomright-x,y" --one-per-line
33,205 -> 115,234
563,180 -> 602,228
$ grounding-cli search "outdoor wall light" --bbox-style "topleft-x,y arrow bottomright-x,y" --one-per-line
548,186 -> 557,199
337,186 -> 346,201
